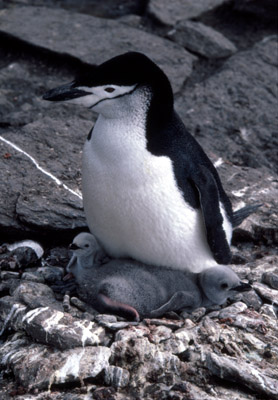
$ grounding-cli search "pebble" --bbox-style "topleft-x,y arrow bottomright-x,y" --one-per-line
262,272 -> 278,290
218,302 -> 247,320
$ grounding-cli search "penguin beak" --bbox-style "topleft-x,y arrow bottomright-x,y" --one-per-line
43,82 -> 91,102
69,243 -> 79,250
232,281 -> 252,292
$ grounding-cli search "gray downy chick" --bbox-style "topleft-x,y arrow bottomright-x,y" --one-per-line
67,232 -> 109,270
67,233 -> 251,321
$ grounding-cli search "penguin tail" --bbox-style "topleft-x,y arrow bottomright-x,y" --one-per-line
232,204 -> 262,227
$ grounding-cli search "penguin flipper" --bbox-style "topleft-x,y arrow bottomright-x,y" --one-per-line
190,166 -> 231,265
150,291 -> 198,318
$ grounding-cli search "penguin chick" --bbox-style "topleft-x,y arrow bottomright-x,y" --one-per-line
67,232 -> 109,271
67,234 -> 251,321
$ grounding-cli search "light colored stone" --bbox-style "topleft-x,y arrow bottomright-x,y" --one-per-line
22,307 -> 109,349
253,282 -> 278,305
147,0 -> 230,26
218,301 -> 247,319
104,366 -> 130,388
0,333 -> 111,390
168,21 -> 237,58
206,352 -> 278,399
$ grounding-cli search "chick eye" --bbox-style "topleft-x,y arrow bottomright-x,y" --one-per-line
84,244 -> 89,248
221,283 -> 228,290
105,87 -> 115,93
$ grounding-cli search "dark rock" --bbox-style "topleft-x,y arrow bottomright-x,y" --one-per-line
240,289 -> 263,310
36,266 -> 64,283
4,246 -> 38,269
70,296 -> 97,315
12,281 -> 63,310
147,0 -> 230,26
0,6 -> 195,93
92,387 -> 116,400
206,352 -> 278,399
21,271 -> 45,283
0,296 -> 27,335
0,332 -> 111,390
176,36 -> 278,175
21,306 -> 108,349
262,271 -> 278,290
167,21 -> 237,58
253,282 -> 278,306
45,246 -> 71,269
0,271 -> 20,280
0,116 -> 89,237
0,61 -> 93,127
234,0 -> 278,21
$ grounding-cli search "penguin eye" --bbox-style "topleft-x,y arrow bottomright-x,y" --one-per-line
84,244 -> 89,248
104,87 -> 115,93
221,283 -> 228,290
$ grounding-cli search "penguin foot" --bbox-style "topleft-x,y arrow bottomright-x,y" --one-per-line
50,278 -> 77,295
96,293 -> 140,321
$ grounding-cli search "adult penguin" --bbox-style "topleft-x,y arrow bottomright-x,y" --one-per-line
44,52 -> 256,273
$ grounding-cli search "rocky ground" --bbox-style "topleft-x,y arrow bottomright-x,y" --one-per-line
0,0 -> 277,399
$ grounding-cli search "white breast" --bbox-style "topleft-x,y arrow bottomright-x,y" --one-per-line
82,93 -> 219,273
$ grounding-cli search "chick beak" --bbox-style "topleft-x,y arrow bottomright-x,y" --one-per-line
69,243 -> 79,250
232,281 -> 252,292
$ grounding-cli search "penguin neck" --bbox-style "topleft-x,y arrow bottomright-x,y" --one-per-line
88,88 -> 150,162
87,83 -> 174,163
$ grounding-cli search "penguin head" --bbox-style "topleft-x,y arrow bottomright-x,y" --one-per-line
69,232 -> 99,260
200,266 -> 252,305
43,52 -> 173,117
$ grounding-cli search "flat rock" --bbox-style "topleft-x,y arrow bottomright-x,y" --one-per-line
147,0 -> 230,26
206,352 -> 278,399
0,6 -> 195,93
262,271 -> 278,290
176,36 -> 278,174
12,280 -> 63,310
22,306 -> 108,349
218,301 -> 247,319
253,282 -> 278,305
0,333 -> 111,390
0,116 -> 90,237
167,21 -> 237,58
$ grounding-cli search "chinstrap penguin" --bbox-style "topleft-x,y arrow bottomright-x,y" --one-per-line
44,52 -> 259,273
66,233 -> 252,321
